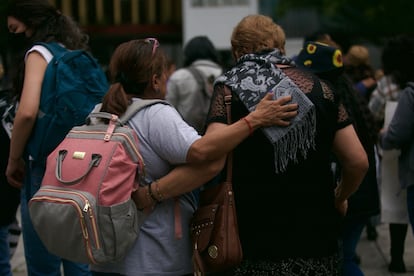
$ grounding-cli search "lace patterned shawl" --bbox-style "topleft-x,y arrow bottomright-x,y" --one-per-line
216,49 -> 316,173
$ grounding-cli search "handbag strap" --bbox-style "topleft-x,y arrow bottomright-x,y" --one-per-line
224,86 -> 233,182
187,66 -> 209,98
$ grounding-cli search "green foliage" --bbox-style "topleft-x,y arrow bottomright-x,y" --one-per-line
277,0 -> 414,44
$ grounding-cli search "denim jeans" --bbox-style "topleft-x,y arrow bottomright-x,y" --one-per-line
21,160 -> 91,276
341,217 -> 367,276
0,224 -> 12,276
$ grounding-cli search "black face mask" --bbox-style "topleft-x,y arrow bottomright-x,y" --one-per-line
8,32 -> 30,54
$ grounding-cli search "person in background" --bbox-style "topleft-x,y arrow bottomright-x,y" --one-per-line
343,44 -> 380,242
373,76 -> 408,274
5,0 -> 99,274
166,35 -> 222,134
343,45 -> 377,102
0,91 -> 20,276
296,41 -> 380,276
199,15 -> 367,275
369,59 -> 408,274
290,30 -> 341,62
165,55 -> 176,80
303,31 -> 341,49
90,38 -> 298,276
379,34 -> 414,273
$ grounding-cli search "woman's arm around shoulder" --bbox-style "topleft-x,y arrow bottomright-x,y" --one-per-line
186,93 -> 298,163
132,93 -> 299,209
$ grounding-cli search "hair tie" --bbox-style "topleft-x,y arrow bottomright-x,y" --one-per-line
115,72 -> 148,95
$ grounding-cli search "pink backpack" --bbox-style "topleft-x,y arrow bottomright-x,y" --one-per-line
29,99 -> 167,264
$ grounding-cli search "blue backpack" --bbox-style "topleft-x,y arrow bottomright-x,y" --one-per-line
26,42 -> 109,163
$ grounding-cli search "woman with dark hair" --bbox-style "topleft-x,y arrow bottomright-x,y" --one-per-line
380,34 -> 414,272
5,0 -> 100,274
90,38 -> 298,275
166,36 -> 222,134
296,41 -> 381,276
182,36 -> 220,67
6,0 -> 90,96
369,37 -> 409,273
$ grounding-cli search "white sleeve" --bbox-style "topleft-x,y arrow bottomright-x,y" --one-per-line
25,45 -> 53,63
132,103 -> 201,164
150,104 -> 201,163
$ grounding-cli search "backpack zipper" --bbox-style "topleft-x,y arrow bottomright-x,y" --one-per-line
31,188 -> 101,264
40,188 -> 100,249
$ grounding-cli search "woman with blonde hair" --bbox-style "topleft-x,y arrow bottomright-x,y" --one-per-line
206,14 -> 368,275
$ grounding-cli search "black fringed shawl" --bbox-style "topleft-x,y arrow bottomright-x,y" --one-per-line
216,49 -> 316,173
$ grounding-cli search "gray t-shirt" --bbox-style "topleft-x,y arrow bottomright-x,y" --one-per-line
91,99 -> 201,275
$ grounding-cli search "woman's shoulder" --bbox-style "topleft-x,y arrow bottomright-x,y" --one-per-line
136,100 -> 180,120
25,44 -> 53,63
284,67 -> 330,96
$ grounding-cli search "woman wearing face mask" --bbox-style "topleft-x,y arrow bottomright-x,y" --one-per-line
5,0 -> 100,275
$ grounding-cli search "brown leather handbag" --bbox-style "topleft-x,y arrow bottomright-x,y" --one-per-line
190,88 -> 243,275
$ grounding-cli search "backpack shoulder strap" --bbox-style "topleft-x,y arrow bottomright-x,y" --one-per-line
34,42 -> 67,57
35,42 -> 97,65
120,99 -> 170,124
187,66 -> 209,97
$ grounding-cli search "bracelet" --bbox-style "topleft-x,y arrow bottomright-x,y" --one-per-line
148,182 -> 161,203
145,185 -> 154,204
242,117 -> 254,136
154,180 -> 165,202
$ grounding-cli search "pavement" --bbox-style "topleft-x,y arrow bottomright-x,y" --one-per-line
357,223 -> 414,276
10,219 -> 414,275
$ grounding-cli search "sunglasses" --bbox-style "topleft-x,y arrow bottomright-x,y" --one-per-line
144,37 -> 159,55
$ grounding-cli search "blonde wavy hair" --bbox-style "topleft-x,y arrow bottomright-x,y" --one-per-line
231,14 -> 286,60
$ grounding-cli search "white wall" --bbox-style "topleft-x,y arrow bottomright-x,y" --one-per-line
284,38 -> 304,58
182,0 -> 258,50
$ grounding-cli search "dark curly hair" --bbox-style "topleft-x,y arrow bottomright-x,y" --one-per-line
382,34 -> 414,88
6,0 -> 90,98
6,0 -> 89,50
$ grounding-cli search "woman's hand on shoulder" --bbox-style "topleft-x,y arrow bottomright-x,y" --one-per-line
248,93 -> 298,127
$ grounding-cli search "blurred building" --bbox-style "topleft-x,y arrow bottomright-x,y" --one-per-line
50,0 -> 264,68
49,0 -> 183,66
49,1 -> 381,69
